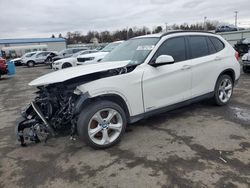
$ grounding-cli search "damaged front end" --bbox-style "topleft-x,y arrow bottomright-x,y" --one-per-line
16,62 -> 136,146
16,84 -> 85,146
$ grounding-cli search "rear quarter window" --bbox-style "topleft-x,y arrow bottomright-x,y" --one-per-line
209,36 -> 225,52
206,37 -> 217,54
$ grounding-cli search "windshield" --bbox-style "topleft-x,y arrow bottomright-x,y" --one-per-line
101,42 -> 122,52
72,50 -> 86,57
58,49 -> 70,55
22,52 -> 36,58
102,37 -> 159,65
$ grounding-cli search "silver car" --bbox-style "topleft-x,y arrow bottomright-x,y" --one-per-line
22,51 -> 57,67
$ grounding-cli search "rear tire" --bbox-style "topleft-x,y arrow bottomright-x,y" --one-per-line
214,75 -> 233,106
77,100 -> 127,149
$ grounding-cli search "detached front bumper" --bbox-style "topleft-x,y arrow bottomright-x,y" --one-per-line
16,101 -> 55,146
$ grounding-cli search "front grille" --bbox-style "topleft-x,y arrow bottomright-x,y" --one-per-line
77,57 -> 93,62
16,60 -> 22,64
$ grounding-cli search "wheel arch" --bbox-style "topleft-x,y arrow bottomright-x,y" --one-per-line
217,68 -> 235,85
75,93 -> 131,122
27,60 -> 35,64
62,62 -> 73,67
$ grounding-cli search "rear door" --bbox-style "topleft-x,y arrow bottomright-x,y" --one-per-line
187,35 -> 224,97
36,52 -> 51,63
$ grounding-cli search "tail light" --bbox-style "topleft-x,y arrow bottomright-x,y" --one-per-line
235,51 -> 239,61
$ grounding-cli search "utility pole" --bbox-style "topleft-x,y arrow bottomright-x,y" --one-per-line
204,16 -> 207,31
234,11 -> 238,28
126,26 -> 129,40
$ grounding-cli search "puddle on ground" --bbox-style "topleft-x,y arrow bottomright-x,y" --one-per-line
230,106 -> 250,121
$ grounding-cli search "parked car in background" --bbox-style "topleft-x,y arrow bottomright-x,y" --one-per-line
52,49 -> 98,70
242,50 -> 250,73
52,48 -> 89,62
11,52 -> 36,66
234,38 -> 250,56
22,51 -> 57,67
77,41 -> 123,65
215,25 -> 238,33
0,58 -> 8,78
18,31 -> 240,149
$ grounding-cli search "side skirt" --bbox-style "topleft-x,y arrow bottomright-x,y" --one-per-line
129,92 -> 214,123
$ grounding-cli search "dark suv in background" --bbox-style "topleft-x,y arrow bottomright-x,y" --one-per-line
215,25 -> 238,33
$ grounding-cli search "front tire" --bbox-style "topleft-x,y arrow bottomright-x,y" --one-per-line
214,75 -> 233,106
77,100 -> 127,149
27,61 -> 35,67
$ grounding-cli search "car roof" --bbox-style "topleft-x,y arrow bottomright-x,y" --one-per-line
134,30 -> 217,39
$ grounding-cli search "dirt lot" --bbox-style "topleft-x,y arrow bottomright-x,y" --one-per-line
0,65 -> 250,188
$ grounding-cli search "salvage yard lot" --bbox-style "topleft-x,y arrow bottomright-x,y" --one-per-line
0,66 -> 250,188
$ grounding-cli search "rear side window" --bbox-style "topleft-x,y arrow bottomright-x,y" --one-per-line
206,37 -> 217,54
153,37 -> 187,63
209,37 -> 224,52
189,36 -> 209,59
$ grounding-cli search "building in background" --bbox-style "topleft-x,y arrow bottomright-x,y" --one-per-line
0,38 -> 66,58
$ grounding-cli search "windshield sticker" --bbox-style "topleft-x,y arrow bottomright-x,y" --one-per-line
136,45 -> 155,51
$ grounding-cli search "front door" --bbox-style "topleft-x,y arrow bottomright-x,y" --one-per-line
142,36 -> 192,112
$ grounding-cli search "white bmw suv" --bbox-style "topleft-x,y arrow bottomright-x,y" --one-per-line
18,31 -> 240,149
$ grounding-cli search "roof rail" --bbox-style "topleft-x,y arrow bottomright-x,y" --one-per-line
160,30 -> 215,38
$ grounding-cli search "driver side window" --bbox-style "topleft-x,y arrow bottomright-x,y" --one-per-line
36,53 -> 43,58
152,37 -> 187,63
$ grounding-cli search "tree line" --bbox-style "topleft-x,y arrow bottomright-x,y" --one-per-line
52,21 -> 221,44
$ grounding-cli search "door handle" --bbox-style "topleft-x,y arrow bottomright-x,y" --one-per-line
181,65 -> 192,70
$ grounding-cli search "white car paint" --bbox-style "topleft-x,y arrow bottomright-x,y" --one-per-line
242,51 -> 250,61
52,50 -> 98,70
76,51 -> 109,65
12,57 -> 21,62
29,61 -> 130,86
52,57 -> 76,70
29,32 -> 240,118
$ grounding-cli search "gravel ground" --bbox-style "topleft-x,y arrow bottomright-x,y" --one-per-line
0,65 -> 250,188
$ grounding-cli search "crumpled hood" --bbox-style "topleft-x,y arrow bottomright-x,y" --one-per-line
29,61 -> 130,86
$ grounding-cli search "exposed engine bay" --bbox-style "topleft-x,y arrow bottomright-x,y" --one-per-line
16,65 -> 136,146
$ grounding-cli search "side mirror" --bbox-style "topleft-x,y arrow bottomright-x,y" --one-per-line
152,55 -> 175,67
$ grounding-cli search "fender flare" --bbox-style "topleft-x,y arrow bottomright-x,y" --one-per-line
74,91 -> 132,120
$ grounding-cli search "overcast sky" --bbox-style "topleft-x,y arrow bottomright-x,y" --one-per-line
0,0 -> 249,38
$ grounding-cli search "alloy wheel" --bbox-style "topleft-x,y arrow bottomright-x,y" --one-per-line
218,78 -> 233,103
88,108 -> 123,146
